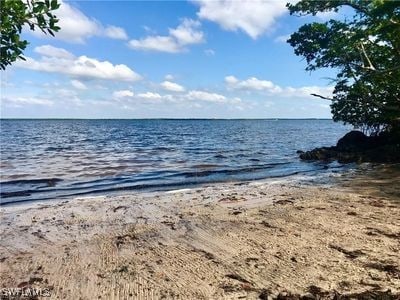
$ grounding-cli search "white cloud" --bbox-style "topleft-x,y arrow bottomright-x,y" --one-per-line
195,0 -> 287,39
113,90 -> 134,98
109,89 -> 241,106
16,45 -> 141,82
165,74 -> 174,81
185,90 -> 241,104
225,76 -> 280,91
27,0 -> 128,43
169,19 -> 204,45
128,18 -> 204,53
71,79 -> 87,90
129,36 -> 181,53
137,92 -> 163,100
161,81 -> 185,92
34,45 -> 74,59
2,96 -> 54,106
224,75 -> 239,85
103,25 -> 128,40
284,86 -> 334,98
225,75 -> 333,99
186,90 -> 226,103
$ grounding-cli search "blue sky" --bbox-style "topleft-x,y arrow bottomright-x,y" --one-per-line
1,0 -> 341,119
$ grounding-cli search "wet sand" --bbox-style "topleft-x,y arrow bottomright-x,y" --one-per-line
0,171 -> 399,299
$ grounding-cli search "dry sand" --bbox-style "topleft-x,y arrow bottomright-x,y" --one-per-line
0,170 -> 399,299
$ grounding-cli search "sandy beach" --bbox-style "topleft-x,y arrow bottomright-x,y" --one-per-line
0,170 -> 399,299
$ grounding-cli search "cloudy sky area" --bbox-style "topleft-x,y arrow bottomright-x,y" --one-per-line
1,0 -> 343,119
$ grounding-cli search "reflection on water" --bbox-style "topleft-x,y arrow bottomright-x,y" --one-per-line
1,119 -> 350,204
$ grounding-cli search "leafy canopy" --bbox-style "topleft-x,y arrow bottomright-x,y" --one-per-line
287,0 -> 400,135
1,0 -> 60,70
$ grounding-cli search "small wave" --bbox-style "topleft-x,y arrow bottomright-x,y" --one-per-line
45,146 -> 73,152
1,178 -> 62,186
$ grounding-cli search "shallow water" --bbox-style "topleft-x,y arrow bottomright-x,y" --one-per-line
0,119 -> 351,204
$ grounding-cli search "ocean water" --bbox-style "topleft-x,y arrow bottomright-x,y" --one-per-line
0,119 -> 350,204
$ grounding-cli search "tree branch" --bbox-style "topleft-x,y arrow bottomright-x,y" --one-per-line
311,93 -> 334,100
360,42 -> 376,71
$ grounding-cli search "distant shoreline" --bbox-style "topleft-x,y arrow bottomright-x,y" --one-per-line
0,118 -> 334,121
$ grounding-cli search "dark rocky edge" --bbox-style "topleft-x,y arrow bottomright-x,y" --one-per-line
298,130 -> 400,163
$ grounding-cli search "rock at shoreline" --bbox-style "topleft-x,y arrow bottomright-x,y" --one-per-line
336,131 -> 370,151
299,130 -> 400,163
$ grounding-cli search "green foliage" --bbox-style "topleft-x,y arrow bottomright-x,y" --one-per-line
0,0 -> 60,70
287,0 -> 400,135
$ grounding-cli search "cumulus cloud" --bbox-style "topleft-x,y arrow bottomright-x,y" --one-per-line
161,81 -> 185,92
15,45 -> 141,82
113,90 -> 134,98
186,90 -> 241,104
34,45 -> 74,59
194,0 -> 287,39
128,18 -> 204,53
103,25 -> 129,40
27,0 -> 128,43
186,90 -> 227,103
225,76 -> 280,92
137,92 -> 163,100
169,19 -> 204,45
129,36 -> 181,53
225,75 -> 333,98
110,89 -> 240,106
71,79 -> 87,90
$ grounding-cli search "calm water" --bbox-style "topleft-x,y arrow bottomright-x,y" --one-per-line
0,119 -> 350,204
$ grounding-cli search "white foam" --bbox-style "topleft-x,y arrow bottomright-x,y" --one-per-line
165,188 -> 192,194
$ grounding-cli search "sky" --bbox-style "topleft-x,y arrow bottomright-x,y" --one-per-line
0,0 -> 343,119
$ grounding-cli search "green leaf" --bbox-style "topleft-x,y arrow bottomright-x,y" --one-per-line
50,0 -> 58,10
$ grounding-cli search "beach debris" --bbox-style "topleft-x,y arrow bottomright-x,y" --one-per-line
112,205 -> 128,212
225,273 -> 251,284
191,248 -> 216,260
370,200 -> 385,207
329,244 -> 365,259
114,265 -> 129,273
365,262 -> 400,278
114,228 -> 137,248
260,221 -> 278,229
365,227 -> 400,239
161,220 -> 176,230
274,199 -> 294,205
31,231 -> 46,239
218,195 -> 246,203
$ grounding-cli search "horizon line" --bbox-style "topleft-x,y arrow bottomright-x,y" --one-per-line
0,118 -> 334,121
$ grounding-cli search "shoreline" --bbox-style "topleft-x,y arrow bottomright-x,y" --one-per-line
0,165 -> 348,207
0,171 -> 399,299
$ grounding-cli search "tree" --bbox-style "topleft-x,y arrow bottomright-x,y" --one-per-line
287,0 -> 400,136
1,0 -> 61,70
